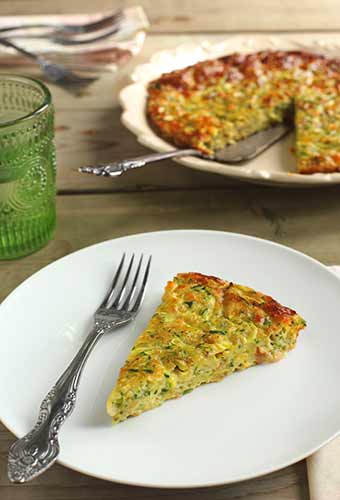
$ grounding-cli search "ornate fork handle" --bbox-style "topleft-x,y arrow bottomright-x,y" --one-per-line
79,148 -> 201,177
8,323 -> 108,483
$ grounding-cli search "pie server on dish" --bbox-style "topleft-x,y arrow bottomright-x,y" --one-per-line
79,123 -> 290,178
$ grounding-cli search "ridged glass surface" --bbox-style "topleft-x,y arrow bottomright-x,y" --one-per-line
0,76 -> 56,259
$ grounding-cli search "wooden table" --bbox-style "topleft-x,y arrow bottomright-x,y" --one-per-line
2,1 -> 340,498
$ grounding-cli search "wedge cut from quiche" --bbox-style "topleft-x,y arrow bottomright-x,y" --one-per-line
107,272 -> 306,424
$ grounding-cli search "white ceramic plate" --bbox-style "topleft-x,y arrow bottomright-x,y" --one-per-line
2,230 -> 340,488
120,34 -> 340,187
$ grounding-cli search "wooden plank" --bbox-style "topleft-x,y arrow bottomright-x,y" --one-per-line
2,0 -> 340,32
0,423 -> 309,499
2,187 -> 340,303
141,0 -> 340,33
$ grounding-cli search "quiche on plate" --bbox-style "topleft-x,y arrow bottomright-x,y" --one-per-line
107,272 -> 306,424
146,50 -> 340,174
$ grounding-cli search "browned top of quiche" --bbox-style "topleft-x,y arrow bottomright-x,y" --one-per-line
146,50 -> 340,174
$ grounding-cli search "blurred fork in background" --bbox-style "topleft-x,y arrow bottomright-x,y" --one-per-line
0,10 -> 124,91
0,10 -> 123,36
0,37 -> 98,91
0,7 -> 149,91
6,22 -> 124,47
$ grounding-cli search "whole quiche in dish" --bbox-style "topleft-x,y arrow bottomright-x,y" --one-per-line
146,50 -> 340,174
107,272 -> 306,424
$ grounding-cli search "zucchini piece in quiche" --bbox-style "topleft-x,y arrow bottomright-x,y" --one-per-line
107,272 -> 306,424
296,82 -> 340,174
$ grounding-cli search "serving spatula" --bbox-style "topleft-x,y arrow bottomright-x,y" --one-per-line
79,123 -> 290,178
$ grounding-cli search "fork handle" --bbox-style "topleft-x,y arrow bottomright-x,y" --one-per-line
79,149 -> 202,177
7,324 -> 106,483
0,38 -> 39,61
0,23 -> 61,34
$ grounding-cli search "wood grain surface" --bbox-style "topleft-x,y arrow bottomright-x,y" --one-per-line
1,0 -> 340,32
1,1 -> 340,499
2,187 -> 340,305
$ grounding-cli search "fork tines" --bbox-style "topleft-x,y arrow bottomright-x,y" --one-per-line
60,10 -> 123,35
0,9 -> 123,36
101,254 -> 152,313
53,11 -> 124,46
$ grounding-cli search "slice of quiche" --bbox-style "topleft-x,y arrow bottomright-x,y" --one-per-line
296,80 -> 340,174
107,272 -> 306,424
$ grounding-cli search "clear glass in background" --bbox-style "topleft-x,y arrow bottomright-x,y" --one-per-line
0,75 -> 56,259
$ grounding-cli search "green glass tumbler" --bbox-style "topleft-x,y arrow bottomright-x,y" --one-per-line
0,75 -> 56,259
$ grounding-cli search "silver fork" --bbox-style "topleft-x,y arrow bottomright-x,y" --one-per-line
46,22 -> 123,46
7,253 -> 152,483
0,10 -> 123,36
5,12 -> 124,46
0,38 -> 97,90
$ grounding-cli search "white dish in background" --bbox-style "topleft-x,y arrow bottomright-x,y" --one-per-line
120,34 -> 340,187
2,230 -> 340,487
